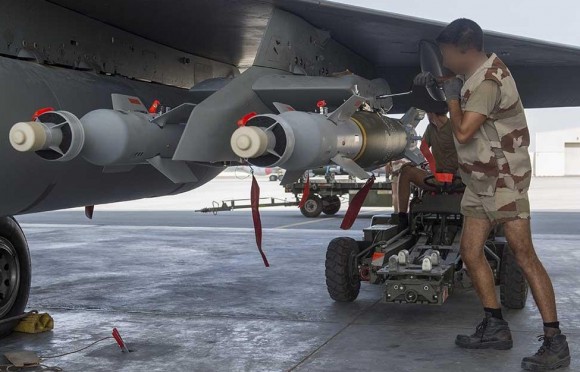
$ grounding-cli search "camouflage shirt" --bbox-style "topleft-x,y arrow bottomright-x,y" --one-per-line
456,53 -> 532,196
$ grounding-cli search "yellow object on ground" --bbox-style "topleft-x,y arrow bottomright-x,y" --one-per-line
14,312 -> 54,333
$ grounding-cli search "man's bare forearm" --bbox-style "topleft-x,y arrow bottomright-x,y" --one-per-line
447,100 -> 488,144
447,100 -> 464,141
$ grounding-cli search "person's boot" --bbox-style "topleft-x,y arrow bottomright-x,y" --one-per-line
521,328 -> 571,371
455,312 -> 513,350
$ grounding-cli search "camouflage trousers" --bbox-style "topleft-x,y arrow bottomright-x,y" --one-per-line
461,176 -> 531,224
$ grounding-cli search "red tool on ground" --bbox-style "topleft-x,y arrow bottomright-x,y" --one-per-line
112,328 -> 130,353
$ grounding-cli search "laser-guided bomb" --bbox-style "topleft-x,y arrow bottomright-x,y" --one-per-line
230,96 -> 425,184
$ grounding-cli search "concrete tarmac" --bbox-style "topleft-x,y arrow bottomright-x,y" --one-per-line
1,205 -> 580,370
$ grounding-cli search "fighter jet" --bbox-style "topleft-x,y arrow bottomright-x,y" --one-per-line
1,0 -> 580,336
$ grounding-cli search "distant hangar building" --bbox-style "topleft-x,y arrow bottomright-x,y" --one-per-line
532,128 -> 580,176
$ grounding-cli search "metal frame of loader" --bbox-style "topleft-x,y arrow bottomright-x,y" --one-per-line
324,178 -> 529,308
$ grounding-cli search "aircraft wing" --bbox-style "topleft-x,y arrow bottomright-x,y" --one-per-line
48,0 -> 580,112
3,0 -> 580,216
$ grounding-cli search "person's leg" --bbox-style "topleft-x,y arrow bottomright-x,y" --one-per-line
504,218 -> 558,323
456,188 -> 512,350
494,191 -> 570,370
391,175 -> 399,213
397,167 -> 428,213
460,216 -> 498,308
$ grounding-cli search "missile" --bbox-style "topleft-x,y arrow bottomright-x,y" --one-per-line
230,95 -> 425,184
9,94 -> 198,183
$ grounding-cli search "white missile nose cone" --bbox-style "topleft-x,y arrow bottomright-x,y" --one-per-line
230,126 -> 269,159
9,121 -> 48,152
236,134 -> 252,151
10,129 -> 26,145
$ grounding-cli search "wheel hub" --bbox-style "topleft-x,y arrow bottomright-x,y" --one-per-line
304,199 -> 318,213
0,237 -> 19,318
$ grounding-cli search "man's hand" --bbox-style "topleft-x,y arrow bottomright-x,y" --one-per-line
443,77 -> 463,102
413,72 -> 437,87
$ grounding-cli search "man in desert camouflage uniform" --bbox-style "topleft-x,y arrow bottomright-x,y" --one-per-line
415,19 -> 570,371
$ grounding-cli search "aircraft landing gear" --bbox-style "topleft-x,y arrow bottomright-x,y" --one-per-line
0,216 -> 31,338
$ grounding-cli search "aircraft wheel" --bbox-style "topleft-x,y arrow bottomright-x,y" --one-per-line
500,245 -> 528,309
300,195 -> 323,218
325,237 -> 360,302
322,196 -> 341,216
0,216 -> 31,338
269,175 -> 278,182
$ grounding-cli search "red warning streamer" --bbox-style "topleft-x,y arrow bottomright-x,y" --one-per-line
340,175 -> 376,230
84,205 -> 94,220
251,174 -> 270,267
298,174 -> 310,209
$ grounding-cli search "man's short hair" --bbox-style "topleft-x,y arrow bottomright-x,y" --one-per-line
434,108 -> 449,116
436,18 -> 484,52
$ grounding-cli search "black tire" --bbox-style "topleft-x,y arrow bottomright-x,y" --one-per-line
500,245 -> 528,309
322,196 -> 341,216
300,195 -> 323,218
325,237 -> 360,302
269,175 -> 278,182
0,216 -> 31,338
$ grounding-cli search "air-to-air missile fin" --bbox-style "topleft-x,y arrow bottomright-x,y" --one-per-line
272,102 -> 296,114
102,165 -> 137,174
151,103 -> 197,127
111,94 -> 148,113
330,155 -> 370,180
146,155 -> 198,184
279,169 -> 306,186
327,95 -> 366,124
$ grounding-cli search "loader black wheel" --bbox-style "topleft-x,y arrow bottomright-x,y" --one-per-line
500,245 -> 528,309
325,237 -> 360,302
269,175 -> 278,182
0,217 -> 31,338
300,195 -> 323,218
322,196 -> 341,216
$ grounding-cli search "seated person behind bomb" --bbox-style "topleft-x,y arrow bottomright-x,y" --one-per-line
394,107 -> 459,229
